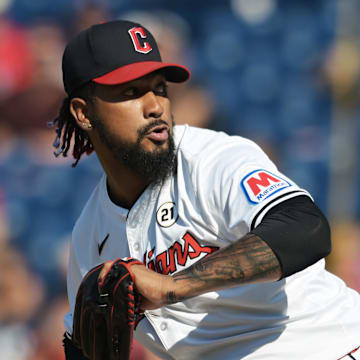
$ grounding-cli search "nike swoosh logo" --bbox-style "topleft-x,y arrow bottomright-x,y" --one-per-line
98,234 -> 109,256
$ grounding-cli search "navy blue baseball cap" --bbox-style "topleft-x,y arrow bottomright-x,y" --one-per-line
62,20 -> 191,95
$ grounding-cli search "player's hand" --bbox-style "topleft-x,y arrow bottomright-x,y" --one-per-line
130,264 -> 176,310
99,260 -> 176,311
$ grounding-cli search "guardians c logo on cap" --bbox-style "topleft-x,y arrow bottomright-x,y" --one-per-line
128,27 -> 153,54
62,20 -> 190,95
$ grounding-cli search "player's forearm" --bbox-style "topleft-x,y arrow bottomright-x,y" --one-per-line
166,233 -> 281,304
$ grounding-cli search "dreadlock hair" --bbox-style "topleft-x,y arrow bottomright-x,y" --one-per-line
50,82 -> 95,167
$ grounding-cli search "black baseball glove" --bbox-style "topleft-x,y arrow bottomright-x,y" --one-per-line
72,258 -> 144,360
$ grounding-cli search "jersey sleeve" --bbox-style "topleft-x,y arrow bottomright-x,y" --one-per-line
194,135 -> 311,240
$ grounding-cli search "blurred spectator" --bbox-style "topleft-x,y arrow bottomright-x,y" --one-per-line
0,244 -> 44,323
28,296 -> 68,360
324,36 -> 360,221
326,221 -> 360,293
0,189 -> 9,246
325,39 -> 360,104
0,19 -> 103,299
0,15 -> 33,100
0,21 -> 64,138
170,83 -> 216,128
0,123 -> 16,162
72,1 -> 110,34
0,244 -> 44,360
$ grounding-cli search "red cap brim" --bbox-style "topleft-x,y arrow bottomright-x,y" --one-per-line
92,61 -> 190,85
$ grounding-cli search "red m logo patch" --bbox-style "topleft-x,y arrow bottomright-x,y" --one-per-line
241,169 -> 292,204
247,172 -> 281,196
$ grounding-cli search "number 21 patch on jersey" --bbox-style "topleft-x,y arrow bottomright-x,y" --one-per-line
156,202 -> 178,227
241,169 -> 292,204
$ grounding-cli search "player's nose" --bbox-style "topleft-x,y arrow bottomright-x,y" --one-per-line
142,91 -> 164,119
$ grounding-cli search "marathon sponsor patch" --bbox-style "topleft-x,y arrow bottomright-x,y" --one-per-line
241,169 -> 292,204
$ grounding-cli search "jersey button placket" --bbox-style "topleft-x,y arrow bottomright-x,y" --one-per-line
126,217 -> 141,258
126,194 -> 148,258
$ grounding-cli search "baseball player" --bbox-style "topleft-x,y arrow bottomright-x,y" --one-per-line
54,20 -> 360,359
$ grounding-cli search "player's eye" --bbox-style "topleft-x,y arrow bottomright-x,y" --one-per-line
155,82 -> 168,97
122,87 -> 138,97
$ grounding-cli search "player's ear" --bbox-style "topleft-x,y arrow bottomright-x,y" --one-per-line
70,97 -> 93,132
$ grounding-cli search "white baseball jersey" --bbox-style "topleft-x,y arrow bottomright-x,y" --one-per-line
65,125 -> 360,360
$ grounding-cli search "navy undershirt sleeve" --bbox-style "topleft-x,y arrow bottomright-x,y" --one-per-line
250,195 -> 331,278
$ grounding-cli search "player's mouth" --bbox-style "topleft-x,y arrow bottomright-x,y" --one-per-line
145,125 -> 169,142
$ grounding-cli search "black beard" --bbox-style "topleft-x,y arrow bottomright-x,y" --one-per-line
92,115 -> 177,185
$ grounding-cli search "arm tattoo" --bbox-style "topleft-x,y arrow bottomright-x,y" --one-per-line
169,234 -> 281,300
167,291 -> 185,304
